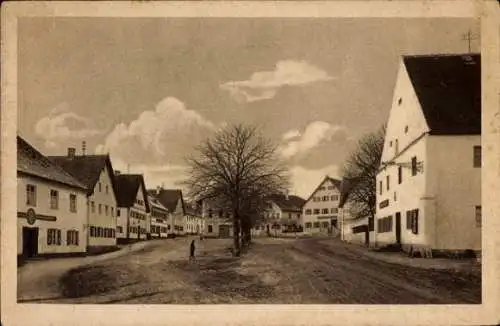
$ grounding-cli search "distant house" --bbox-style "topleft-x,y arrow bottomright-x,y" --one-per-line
49,149 -> 119,253
302,176 -> 342,235
199,199 -> 233,238
154,188 -> 186,236
184,202 -> 204,235
17,136 -> 88,258
147,192 -> 170,239
114,173 -> 151,242
255,193 -> 305,235
338,178 -> 372,246
376,53 -> 481,255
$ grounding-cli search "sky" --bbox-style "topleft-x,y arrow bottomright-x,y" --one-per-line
18,17 -> 480,198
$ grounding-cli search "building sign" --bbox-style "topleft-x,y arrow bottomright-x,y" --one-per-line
17,210 -> 57,223
379,199 -> 389,209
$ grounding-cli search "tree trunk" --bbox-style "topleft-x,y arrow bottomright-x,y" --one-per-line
232,211 -> 241,257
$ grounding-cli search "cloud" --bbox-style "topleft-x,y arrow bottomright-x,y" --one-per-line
280,121 -> 345,159
96,96 -> 220,170
220,60 -> 334,103
290,164 -> 341,198
35,104 -> 103,148
282,129 -> 301,141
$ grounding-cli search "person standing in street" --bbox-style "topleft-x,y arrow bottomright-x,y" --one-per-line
189,239 -> 196,263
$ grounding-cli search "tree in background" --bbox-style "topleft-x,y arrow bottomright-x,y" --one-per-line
341,125 -> 386,222
184,124 -> 289,256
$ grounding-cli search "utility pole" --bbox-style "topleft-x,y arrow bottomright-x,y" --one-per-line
462,30 -> 477,53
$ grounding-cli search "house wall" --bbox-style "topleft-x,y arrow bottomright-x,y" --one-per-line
427,135 -> 481,250
302,178 -> 341,235
171,199 -> 185,235
87,165 -> 118,248
129,188 -> 149,240
17,175 -> 87,255
116,207 -> 128,239
342,217 -> 368,245
149,203 -> 170,238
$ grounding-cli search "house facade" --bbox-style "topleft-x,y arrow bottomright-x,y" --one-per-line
49,149 -> 119,252
17,136 -> 88,257
375,53 -> 481,254
185,203 -> 204,235
147,193 -> 170,239
302,176 -> 342,235
200,200 -> 233,238
253,194 -> 305,236
154,188 -> 186,236
115,173 -> 151,242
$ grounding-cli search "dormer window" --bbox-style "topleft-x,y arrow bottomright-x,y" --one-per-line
398,98 -> 402,105
404,126 -> 408,134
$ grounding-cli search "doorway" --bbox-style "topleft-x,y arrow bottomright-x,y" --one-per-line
22,227 -> 39,258
364,229 -> 369,246
395,212 -> 401,244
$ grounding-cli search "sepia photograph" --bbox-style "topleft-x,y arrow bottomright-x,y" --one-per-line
2,1 -> 499,325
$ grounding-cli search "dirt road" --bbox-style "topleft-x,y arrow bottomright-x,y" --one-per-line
17,237 -> 481,304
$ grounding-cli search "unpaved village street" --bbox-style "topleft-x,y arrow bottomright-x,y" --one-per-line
18,237 -> 481,304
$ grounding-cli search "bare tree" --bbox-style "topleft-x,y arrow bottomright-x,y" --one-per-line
341,125 -> 386,222
184,124 -> 289,256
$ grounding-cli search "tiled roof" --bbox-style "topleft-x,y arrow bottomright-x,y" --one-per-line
48,154 -> 115,196
115,174 -> 151,212
338,177 -> 357,208
148,194 -> 169,212
268,194 -> 306,212
403,53 -> 481,135
152,189 -> 185,214
17,136 -> 87,190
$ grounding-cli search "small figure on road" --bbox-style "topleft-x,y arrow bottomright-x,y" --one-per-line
189,239 -> 196,262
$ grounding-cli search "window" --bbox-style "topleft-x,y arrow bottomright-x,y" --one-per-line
394,139 -> 399,154
394,192 -> 397,202
105,205 -> 109,216
98,204 -> 102,215
411,157 -> 418,176
91,201 -> 95,213
386,175 -> 390,191
69,194 -> 77,212
50,190 -> 59,209
322,221 -> 329,228
26,184 -> 37,206
322,208 -> 329,214
323,196 -> 329,201
406,209 -> 419,234
117,226 -> 123,233
377,216 -> 393,233
473,146 -> 481,168
305,222 -> 312,229
398,97 -> 402,105
90,226 -> 96,237
47,228 -> 61,245
331,208 -> 338,214
98,182 -> 102,192
313,209 -> 320,214
398,166 -> 402,184
305,209 -> 312,215
404,125 -> 409,134
208,225 -> 213,233
327,186 -> 334,190
105,185 -> 109,194
288,213 -> 292,219
98,227 -> 103,237
313,222 -> 320,228
331,195 -> 339,201
475,206 -> 481,227
208,209 -> 213,218
379,181 -> 383,195
111,207 -> 114,217
66,230 -> 79,246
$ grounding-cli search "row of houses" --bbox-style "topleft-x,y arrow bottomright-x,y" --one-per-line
17,138 -> 204,258
340,53 -> 482,256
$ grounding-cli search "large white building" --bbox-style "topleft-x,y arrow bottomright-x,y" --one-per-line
147,192 -> 170,239
375,53 -> 481,255
302,176 -> 342,235
17,136 -> 88,258
50,149 -> 119,253
154,188 -> 186,236
253,193 -> 305,236
114,173 -> 151,242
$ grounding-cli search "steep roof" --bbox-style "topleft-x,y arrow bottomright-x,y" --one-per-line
305,175 -> 342,204
17,136 -> 87,190
338,177 -> 357,208
268,194 -> 306,212
153,189 -> 186,214
114,174 -> 150,212
403,53 -> 481,135
48,154 -> 116,196
147,194 -> 169,213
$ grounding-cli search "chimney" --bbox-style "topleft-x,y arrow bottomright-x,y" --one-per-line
82,141 -> 87,156
285,189 -> 289,201
156,185 -> 161,195
115,170 -> 121,175
67,147 -> 76,158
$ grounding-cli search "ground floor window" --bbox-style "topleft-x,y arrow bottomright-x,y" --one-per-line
47,228 -> 61,245
406,209 -> 419,234
208,225 -> 213,233
66,230 -> 79,245
313,222 -> 320,228
305,222 -> 312,229
321,221 -> 329,228
117,226 -> 123,233
377,216 -> 393,233
475,205 -> 481,227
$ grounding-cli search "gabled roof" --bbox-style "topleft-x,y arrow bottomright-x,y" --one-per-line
147,194 -> 169,213
403,53 -> 481,135
184,202 -> 202,216
151,189 -> 186,214
304,175 -> 342,204
338,177 -> 358,208
48,154 -> 117,196
114,174 -> 151,212
267,194 -> 306,212
17,136 -> 87,190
